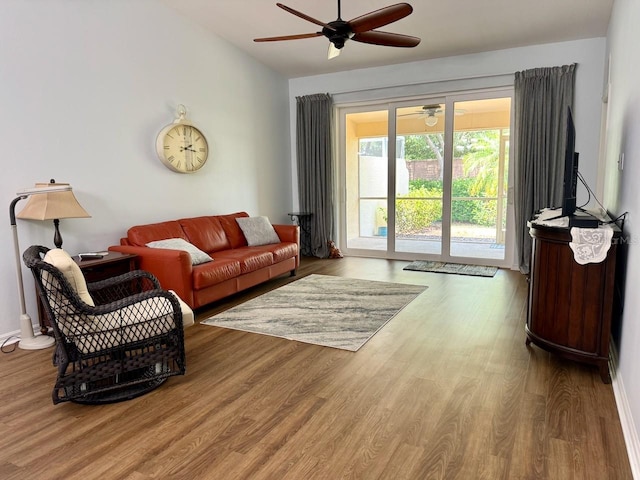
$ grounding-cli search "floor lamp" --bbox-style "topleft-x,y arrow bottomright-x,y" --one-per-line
10,181 -> 90,350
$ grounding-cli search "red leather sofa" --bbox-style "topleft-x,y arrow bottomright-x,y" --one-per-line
109,212 -> 299,309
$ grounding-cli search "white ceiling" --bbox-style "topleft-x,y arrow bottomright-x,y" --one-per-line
158,0 -> 614,79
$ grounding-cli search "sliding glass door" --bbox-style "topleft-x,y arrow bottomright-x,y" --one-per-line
340,90 -> 514,267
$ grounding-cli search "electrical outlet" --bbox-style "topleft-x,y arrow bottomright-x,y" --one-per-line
619,152 -> 625,171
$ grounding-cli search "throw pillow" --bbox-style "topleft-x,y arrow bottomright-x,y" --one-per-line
146,238 -> 213,265
235,216 -> 281,246
43,248 -> 95,306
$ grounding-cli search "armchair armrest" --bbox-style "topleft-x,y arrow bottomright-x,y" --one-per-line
87,270 -> 162,305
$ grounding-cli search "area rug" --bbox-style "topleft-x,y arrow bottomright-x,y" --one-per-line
403,260 -> 498,277
202,274 -> 427,351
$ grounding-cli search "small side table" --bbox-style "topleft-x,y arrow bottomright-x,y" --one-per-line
288,212 -> 313,256
36,251 -> 138,334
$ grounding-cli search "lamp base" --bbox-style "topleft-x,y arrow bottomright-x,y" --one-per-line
19,334 -> 55,350
18,313 -> 55,350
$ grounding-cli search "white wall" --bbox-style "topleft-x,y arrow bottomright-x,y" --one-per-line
0,0 -> 291,340
603,0 -> 640,474
288,38 -> 607,213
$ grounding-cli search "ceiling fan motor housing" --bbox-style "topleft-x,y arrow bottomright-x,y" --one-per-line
323,20 -> 353,49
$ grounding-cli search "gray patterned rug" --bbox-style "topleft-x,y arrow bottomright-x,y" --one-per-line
403,260 -> 498,277
202,274 -> 427,351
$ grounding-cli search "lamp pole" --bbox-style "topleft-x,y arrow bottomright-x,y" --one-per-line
10,194 -> 55,349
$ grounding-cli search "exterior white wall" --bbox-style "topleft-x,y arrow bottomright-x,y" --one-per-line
0,0 -> 291,340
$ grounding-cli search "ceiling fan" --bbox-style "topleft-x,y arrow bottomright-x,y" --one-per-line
399,104 -> 443,127
399,104 -> 465,127
254,1 -> 421,59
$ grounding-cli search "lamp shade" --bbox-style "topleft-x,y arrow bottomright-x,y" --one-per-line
16,182 -> 91,221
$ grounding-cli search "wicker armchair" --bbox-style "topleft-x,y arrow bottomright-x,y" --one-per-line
23,245 -> 187,404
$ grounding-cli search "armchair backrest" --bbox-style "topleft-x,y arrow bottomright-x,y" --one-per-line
23,246 -> 96,344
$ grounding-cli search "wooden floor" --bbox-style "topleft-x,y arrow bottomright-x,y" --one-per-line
0,256 -> 632,479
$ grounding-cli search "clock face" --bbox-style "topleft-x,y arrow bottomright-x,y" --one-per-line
157,124 -> 209,173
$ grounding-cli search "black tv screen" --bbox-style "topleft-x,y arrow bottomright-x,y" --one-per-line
562,106 -> 579,217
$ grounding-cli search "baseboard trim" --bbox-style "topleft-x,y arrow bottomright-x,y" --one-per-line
0,328 -> 22,348
0,323 -> 48,349
610,342 -> 640,478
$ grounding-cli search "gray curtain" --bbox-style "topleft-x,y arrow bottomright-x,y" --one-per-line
514,64 -> 576,274
296,93 -> 334,258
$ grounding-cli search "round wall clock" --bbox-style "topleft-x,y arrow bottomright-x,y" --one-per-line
156,104 -> 209,173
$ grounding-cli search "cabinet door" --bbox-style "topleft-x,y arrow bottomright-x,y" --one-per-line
529,237 -> 613,354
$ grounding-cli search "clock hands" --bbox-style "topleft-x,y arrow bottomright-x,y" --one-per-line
180,144 -> 197,153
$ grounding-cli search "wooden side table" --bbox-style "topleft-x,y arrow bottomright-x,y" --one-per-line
37,251 -> 138,334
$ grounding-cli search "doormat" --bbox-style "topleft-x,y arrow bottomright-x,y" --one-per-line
403,260 -> 498,277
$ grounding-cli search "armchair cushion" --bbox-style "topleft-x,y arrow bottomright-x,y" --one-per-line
72,296 -> 178,354
43,248 -> 95,306
169,290 -> 194,328
146,238 -> 213,265
235,216 -> 281,246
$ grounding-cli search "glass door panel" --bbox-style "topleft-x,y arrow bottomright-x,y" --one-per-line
345,110 -> 389,252
449,98 -> 511,260
394,104 -> 445,255
340,92 -> 513,266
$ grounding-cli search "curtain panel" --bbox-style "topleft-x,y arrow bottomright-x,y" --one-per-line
296,93 -> 334,258
514,64 -> 576,274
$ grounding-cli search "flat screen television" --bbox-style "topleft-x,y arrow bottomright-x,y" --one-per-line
561,106 -> 579,217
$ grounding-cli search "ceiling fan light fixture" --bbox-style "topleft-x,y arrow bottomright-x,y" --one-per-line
328,42 -> 342,59
425,115 -> 438,127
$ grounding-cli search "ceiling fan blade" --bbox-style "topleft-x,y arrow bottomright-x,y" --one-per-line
348,3 -> 414,34
328,43 -> 342,59
254,32 -> 322,42
276,3 -> 336,31
352,30 -> 421,47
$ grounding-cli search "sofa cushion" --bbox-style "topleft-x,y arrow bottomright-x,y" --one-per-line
146,238 -> 213,265
235,216 -> 281,246
218,212 -> 249,249
179,216 -> 230,253
251,242 -> 298,263
192,258 -> 242,290
214,248 -> 274,274
127,221 -> 187,247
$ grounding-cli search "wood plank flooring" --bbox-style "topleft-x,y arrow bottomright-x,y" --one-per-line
0,256 -> 632,479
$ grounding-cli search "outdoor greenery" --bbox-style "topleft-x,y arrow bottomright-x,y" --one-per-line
388,179 -> 498,234
383,130 -> 506,233
363,129 -> 508,234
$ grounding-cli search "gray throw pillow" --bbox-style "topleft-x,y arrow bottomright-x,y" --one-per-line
235,216 -> 281,246
146,238 -> 213,265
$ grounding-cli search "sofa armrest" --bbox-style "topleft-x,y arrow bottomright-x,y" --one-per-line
273,224 -> 300,245
108,245 -> 194,307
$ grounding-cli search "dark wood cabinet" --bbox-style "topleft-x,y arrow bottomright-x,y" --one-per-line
37,251 -> 138,334
526,220 -> 620,383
